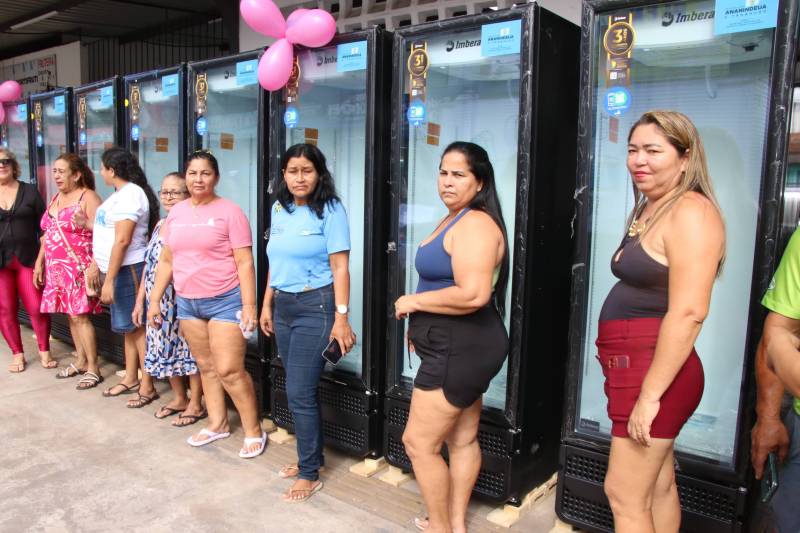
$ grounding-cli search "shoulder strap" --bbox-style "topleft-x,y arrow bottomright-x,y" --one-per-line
54,216 -> 87,272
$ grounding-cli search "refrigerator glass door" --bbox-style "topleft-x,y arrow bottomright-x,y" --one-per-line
197,62 -> 260,265
2,103 -> 31,183
575,0 -> 775,467
135,77 -> 181,198
37,96 -> 69,202
82,87 -> 116,200
783,86 -> 800,241
282,42 -> 369,378
397,24 -> 521,409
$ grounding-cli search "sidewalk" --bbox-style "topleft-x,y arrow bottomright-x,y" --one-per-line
1,328 -> 560,532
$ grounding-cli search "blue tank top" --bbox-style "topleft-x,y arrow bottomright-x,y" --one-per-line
415,209 -> 470,293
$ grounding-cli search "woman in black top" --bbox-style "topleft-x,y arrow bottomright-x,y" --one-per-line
0,148 -> 53,372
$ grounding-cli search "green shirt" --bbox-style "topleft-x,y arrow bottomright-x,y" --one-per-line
762,229 -> 800,415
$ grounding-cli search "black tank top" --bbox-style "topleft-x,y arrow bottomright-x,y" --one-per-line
599,234 -> 669,321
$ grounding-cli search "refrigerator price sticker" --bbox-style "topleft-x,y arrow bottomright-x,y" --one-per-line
407,100 -> 427,127
480,19 -> 521,58
16,104 -> 26,121
54,95 -> 65,114
196,117 -> 208,136
284,106 -> 299,129
100,86 -> 113,106
714,0 -> 777,35
130,124 -> 140,142
162,74 -> 179,97
604,87 -> 631,117
337,41 -> 368,72
236,60 -> 258,86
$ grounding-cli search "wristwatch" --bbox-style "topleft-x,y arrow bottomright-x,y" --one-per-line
336,304 -> 349,315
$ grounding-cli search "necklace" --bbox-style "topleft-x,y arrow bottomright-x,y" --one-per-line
627,218 -> 647,237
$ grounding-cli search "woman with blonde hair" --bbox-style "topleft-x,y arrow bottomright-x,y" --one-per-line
596,110 -> 725,532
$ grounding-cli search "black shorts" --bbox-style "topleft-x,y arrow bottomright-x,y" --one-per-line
408,306 -> 508,408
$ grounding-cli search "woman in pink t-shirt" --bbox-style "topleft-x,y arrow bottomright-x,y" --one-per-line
147,151 -> 264,458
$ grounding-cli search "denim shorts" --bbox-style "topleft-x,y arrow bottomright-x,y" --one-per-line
109,262 -> 145,334
176,285 -> 242,324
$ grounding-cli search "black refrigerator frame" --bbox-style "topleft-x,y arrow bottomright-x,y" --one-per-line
123,65 -> 187,179
187,50 -> 270,416
266,28 -> 392,458
0,98 -> 34,184
555,1 -> 799,532
69,76 -> 126,364
384,4 -> 580,503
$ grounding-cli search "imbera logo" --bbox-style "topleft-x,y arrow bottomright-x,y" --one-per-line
445,38 -> 481,52
661,9 -> 715,26
315,55 -> 337,67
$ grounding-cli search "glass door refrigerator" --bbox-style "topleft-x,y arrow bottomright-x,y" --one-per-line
267,29 -> 391,458
71,77 -> 125,363
555,1 -> 798,532
187,50 -> 269,415
385,5 -> 580,503
0,99 -> 33,183
31,89 -> 73,203
123,66 -> 186,194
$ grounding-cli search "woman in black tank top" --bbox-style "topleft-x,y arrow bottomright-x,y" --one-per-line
598,112 -> 725,533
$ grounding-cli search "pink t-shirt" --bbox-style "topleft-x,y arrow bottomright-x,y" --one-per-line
163,197 -> 252,298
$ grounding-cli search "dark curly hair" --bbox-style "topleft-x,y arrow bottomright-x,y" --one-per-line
100,147 -> 159,235
56,153 -> 95,190
275,143 -> 340,219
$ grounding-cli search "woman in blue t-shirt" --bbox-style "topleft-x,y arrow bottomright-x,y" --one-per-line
260,143 -> 356,502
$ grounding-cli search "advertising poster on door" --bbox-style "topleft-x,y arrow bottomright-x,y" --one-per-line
0,55 -> 57,97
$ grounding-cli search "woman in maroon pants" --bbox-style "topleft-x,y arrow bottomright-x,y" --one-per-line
0,148 -> 53,372
597,111 -> 725,532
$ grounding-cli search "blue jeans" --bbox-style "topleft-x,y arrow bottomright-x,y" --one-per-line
773,408 -> 800,533
176,285 -> 242,324
109,262 -> 144,333
273,284 -> 334,481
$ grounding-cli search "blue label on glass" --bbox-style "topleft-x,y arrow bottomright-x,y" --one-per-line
196,116 -> 208,136
1,140 -> 7,148
162,74 -> 179,97
100,86 -> 113,106
284,106 -> 299,129
407,100 -> 426,127
337,41 -> 368,72
79,131 -> 87,146
54,95 -> 65,114
715,0 -> 777,35
236,59 -> 259,86
130,124 -> 140,142
17,104 -> 26,121
36,133 -> 43,147
481,19 -> 521,57
604,87 -> 631,117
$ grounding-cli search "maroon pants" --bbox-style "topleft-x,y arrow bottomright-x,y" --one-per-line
596,317 -> 704,439
0,255 -> 51,354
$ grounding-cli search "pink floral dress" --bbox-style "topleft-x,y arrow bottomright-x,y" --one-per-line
40,191 -> 102,315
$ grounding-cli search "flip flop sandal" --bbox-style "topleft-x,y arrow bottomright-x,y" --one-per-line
40,358 -> 58,369
172,411 -> 208,427
154,406 -> 183,419
127,392 -> 160,409
187,428 -> 231,447
8,358 -> 26,373
103,382 -> 140,397
282,481 -> 323,503
76,372 -> 104,390
239,431 -> 268,459
414,517 -> 429,531
279,464 -> 326,478
56,363 -> 85,379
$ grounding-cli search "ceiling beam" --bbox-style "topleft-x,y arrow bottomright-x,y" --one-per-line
107,0 -> 213,15
0,0 -> 92,32
0,34 -> 76,61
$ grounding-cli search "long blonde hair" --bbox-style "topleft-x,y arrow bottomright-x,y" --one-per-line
626,111 -> 722,238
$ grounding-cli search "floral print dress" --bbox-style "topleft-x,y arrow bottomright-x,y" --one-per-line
143,219 -> 197,378
40,191 -> 102,315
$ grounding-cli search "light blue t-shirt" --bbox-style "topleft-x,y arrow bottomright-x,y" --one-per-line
267,200 -> 350,293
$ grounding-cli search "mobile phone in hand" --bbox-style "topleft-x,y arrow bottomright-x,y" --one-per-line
322,338 -> 344,365
761,452 -> 779,503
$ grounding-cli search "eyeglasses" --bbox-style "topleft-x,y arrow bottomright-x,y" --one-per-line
0,158 -> 12,167
159,190 -> 188,198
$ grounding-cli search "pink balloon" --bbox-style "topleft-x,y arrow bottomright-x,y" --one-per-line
286,8 -> 309,28
240,0 -> 286,39
0,81 -> 22,102
285,9 -> 336,48
0,105 -> 5,125
258,39 -> 294,92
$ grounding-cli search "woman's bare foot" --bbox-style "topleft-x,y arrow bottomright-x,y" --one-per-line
8,354 -> 25,373
39,351 -> 57,369
282,479 -> 323,502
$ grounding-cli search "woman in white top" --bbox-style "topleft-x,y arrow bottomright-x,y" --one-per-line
82,147 -> 160,407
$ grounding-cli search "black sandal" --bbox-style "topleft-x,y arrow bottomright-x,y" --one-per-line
102,382 -> 140,397
172,410 -> 208,427
76,372 -> 103,390
127,392 -> 160,409
56,363 -> 85,379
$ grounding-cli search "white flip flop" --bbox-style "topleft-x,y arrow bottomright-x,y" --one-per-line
187,428 -> 231,447
239,431 -> 267,458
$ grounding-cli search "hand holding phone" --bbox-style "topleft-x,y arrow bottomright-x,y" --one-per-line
760,452 -> 779,503
322,338 -> 344,365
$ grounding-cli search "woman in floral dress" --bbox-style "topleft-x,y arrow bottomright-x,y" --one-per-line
35,153 -> 103,389
133,172 -> 205,426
